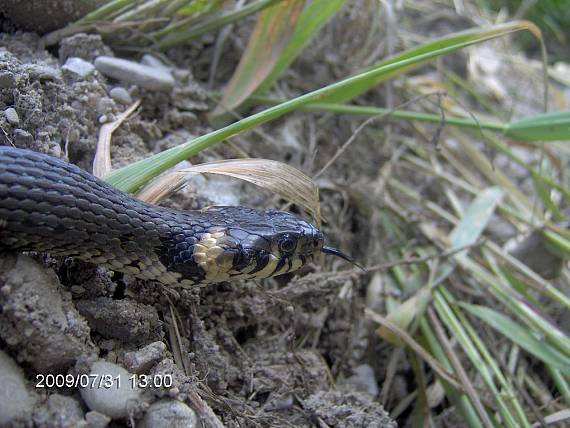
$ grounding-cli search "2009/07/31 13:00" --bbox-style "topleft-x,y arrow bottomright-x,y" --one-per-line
35,373 -> 173,389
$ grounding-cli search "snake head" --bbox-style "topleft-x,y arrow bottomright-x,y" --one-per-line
191,208 -> 324,282
187,207 -> 360,284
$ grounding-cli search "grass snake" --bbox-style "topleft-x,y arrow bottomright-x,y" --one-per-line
0,147 -> 352,287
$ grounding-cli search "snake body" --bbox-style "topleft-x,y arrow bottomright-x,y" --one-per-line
0,147 -> 326,287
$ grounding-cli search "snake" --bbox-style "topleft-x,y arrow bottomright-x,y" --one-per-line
0,146 -> 353,287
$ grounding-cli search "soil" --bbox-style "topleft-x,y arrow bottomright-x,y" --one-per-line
0,5 -> 398,428
1,1 -> 566,427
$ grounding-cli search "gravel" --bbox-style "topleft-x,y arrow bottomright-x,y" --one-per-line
0,350 -> 34,426
62,57 -> 96,78
34,394 -> 86,428
124,341 -> 167,374
94,56 -> 175,92
4,107 -> 19,125
138,400 -> 197,428
79,360 -> 141,419
109,86 -> 132,105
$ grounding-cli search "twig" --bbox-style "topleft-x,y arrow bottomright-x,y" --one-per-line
365,308 -> 467,393
365,239 -> 485,272
187,388 -> 226,428
314,92 -> 448,179
427,307 -> 494,428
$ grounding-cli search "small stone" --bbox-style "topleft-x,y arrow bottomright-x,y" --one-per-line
0,71 -> 16,89
13,129 -> 34,148
85,410 -> 111,428
0,350 -> 34,426
79,360 -> 141,419
62,57 -> 96,78
34,394 -> 86,427
140,54 -> 171,71
138,400 -> 197,428
96,97 -> 115,116
124,341 -> 166,374
4,107 -> 19,125
48,143 -> 62,158
341,364 -> 379,398
59,33 -> 113,63
94,56 -> 174,92
109,87 -> 132,105
24,64 -> 61,81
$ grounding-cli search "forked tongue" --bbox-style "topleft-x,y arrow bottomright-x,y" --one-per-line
321,246 -> 365,271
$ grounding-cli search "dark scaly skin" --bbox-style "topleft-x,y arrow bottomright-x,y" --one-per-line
0,147 -> 325,287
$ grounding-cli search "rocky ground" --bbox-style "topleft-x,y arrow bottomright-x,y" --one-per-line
0,12 -> 397,428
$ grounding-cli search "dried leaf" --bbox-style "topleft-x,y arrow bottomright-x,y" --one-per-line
136,158 -> 321,225
94,99 -> 141,178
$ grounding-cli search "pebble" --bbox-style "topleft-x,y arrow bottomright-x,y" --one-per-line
140,54 -> 171,72
0,350 -> 33,426
96,96 -> 115,116
48,142 -> 62,158
138,400 -> 197,428
34,394 -> 85,427
13,128 -> 34,146
94,56 -> 175,92
0,71 -> 16,88
62,57 -> 96,78
109,87 -> 132,105
85,410 -> 111,428
342,364 -> 379,398
124,341 -> 166,374
24,63 -> 60,81
4,107 -> 19,125
79,360 -> 141,419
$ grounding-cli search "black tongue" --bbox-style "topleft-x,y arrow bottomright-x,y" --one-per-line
321,246 -> 365,271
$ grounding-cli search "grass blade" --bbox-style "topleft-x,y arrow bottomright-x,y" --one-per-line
253,0 -> 347,96
419,319 -> 485,427
320,21 -> 542,104
461,303 -> 570,375
434,290 -> 530,428
106,23 -> 539,192
448,187 -> 503,252
504,110 -> 570,142
213,0 -> 347,117
212,0 -> 306,117
154,0 -> 280,50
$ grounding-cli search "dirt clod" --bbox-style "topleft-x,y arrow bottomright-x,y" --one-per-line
0,350 -> 34,426
304,390 -> 397,428
0,254 -> 96,372
75,297 -> 163,345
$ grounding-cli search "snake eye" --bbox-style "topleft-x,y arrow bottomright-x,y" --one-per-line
278,236 -> 296,253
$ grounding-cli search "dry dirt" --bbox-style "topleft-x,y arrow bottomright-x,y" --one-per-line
0,5 -> 402,427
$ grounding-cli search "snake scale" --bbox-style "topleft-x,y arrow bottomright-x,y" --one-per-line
0,146 -> 350,287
